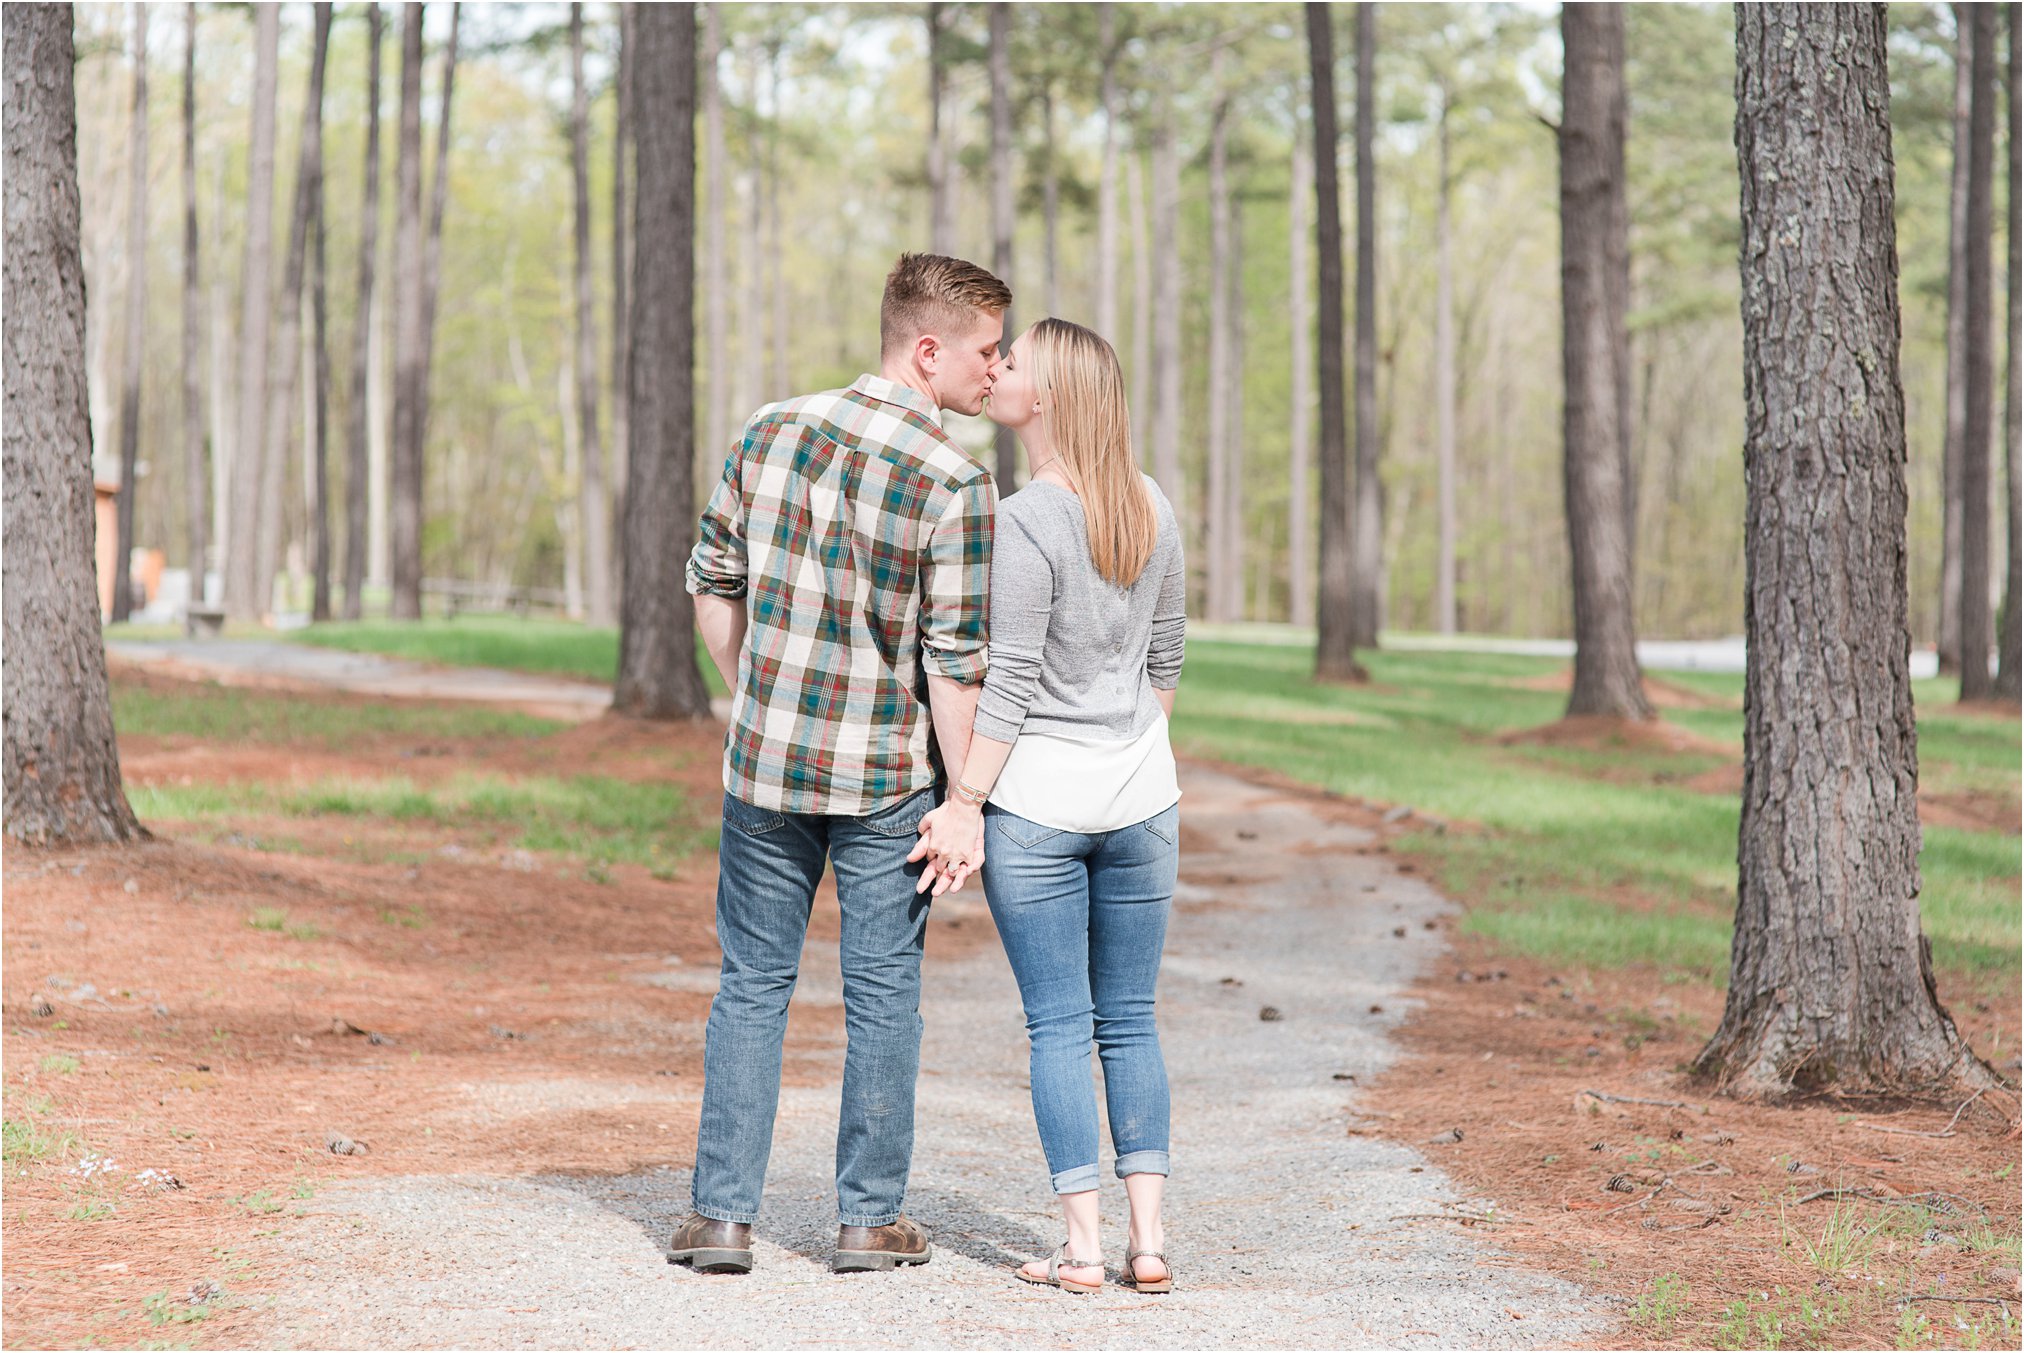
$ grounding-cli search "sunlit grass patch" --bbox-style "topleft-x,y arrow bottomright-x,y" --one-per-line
137,770 -> 708,874
111,671 -> 563,747
1171,639 -> 2020,984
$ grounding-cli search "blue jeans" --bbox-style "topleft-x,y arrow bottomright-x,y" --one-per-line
981,801 -> 1179,1195
690,787 -> 935,1228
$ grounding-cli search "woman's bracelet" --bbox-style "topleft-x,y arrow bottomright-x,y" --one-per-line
951,778 -> 990,808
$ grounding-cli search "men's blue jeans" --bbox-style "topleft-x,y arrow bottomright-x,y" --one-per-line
690,787 -> 934,1228
980,801 -> 1179,1195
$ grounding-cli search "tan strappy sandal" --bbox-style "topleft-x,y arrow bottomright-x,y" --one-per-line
1014,1244 -> 1104,1294
1124,1246 -> 1173,1294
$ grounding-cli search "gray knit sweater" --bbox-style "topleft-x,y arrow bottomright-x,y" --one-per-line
970,476 -> 1187,745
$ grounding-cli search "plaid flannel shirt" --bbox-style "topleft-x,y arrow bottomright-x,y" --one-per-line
686,374 -> 995,815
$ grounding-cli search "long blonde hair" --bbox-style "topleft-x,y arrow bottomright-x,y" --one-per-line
1026,318 -> 1158,588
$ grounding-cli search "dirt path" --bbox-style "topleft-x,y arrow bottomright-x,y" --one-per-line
236,765 -> 1602,1349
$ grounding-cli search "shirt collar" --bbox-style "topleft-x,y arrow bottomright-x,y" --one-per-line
852,374 -> 946,430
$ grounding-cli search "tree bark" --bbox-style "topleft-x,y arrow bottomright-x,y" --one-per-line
112,5 -> 148,624
1149,98 -> 1182,522
702,4 -> 728,471
1289,125 -> 1313,626
1349,1 -> 1382,648
1227,204 -> 1246,618
1939,8 -> 1972,672
1041,82 -> 1059,316
309,5 -> 334,623
391,3 -> 426,619
1206,59 -> 1233,620
767,37 -> 788,396
611,0 -> 633,579
989,2 -> 1017,486
1957,2 -> 1996,702
1558,3 -> 1651,720
1096,8 -> 1120,343
927,2 -> 955,254
254,1 -> 331,622
1128,143 -> 1151,457
616,2 -> 711,719
181,3 -> 206,597
1310,2 -> 1360,681
1998,5 -> 2022,704
1697,2 -> 1996,1101
570,3 -> 612,624
343,2 -> 383,620
3,3 -> 145,844
225,4 -> 281,621
1434,86 -> 1456,636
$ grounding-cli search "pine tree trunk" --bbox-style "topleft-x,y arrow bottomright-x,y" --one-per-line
610,0 -> 633,580
1434,89 -> 1457,637
1558,3 -> 1651,720
1227,205 -> 1246,618
255,2 -> 331,622
1289,127 -> 1313,627
767,39 -> 788,396
702,4 -> 728,471
1939,8 -> 1973,672
616,1 -> 711,720
1998,5 -> 2022,704
1697,3 -> 1996,1101
1957,2 -> 1997,701
1042,82 -> 1059,316
3,3 -> 145,845
181,3 -> 207,597
1310,3 -> 1360,681
1206,64 -> 1232,621
112,5 -> 148,624
927,2 -> 955,254
1096,10 -> 1120,344
411,2 -> 459,603
989,2 -> 1017,486
1349,1 -> 1382,649
225,4 -> 281,621
1128,144 -> 1151,456
570,3 -> 612,625
1149,100 -> 1183,523
391,3 -> 427,619
343,2 -> 383,621
309,4 -> 334,623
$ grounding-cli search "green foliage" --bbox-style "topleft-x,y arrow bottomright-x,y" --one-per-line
2,1096 -> 84,1168
1630,1272 -> 1690,1334
38,1055 -> 81,1076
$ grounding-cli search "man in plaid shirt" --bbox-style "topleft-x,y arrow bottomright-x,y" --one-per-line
668,254 -> 1010,1277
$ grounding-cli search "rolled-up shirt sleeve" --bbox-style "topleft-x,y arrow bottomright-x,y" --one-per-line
685,445 -> 749,599
1146,506 -> 1187,691
971,514 -> 1052,742
918,478 -> 994,684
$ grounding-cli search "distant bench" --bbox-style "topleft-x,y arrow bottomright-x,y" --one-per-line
421,578 -> 571,620
184,604 -> 226,638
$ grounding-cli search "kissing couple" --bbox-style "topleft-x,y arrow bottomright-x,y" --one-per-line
673,252 -> 1186,1295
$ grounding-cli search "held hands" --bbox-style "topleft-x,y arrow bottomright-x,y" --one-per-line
907,801 -> 985,897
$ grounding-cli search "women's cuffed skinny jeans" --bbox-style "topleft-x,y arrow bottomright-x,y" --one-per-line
980,801 -> 1178,1195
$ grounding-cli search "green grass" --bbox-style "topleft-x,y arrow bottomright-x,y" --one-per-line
287,616 -> 729,695
129,616 -> 2021,987
132,771 -> 710,872
1169,641 -> 2020,984
112,671 -> 564,747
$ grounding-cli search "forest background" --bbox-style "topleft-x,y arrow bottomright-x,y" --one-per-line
71,0 -> 2015,647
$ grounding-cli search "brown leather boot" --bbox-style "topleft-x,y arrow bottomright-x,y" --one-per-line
667,1212 -> 754,1274
831,1215 -> 933,1272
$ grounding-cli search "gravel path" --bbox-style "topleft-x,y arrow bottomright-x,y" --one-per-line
245,765 -> 1604,1349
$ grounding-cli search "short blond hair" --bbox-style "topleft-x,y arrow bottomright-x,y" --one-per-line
879,252 -> 1012,358
1025,318 -> 1158,588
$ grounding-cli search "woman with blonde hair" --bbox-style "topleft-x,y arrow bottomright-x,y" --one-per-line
912,317 -> 1186,1295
